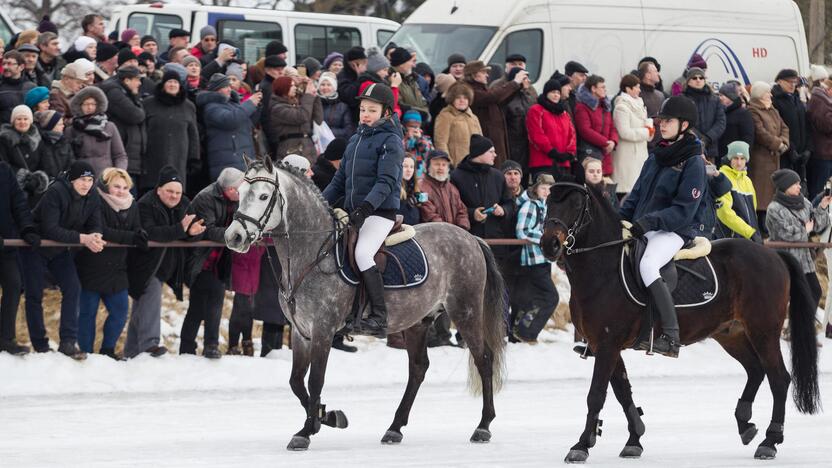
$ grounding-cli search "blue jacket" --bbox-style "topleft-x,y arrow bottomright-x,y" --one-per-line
683,85 -> 726,159
323,116 -> 404,212
196,90 -> 258,180
620,150 -> 707,240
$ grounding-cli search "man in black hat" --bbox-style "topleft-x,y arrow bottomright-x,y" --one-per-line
772,68 -> 810,184
125,166 -> 206,358
564,60 -> 589,114
94,42 -> 120,83
312,137 -> 347,192
390,46 -> 428,116
160,28 -> 191,63
141,35 -> 159,57
265,40 -> 288,61
338,46 -> 368,118
20,161 -> 103,360
100,66 -> 146,190
444,53 -> 466,80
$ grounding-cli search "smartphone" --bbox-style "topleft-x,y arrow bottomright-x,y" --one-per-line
297,64 -> 307,77
483,206 -> 496,215
824,187 -> 831,197
416,192 -> 428,203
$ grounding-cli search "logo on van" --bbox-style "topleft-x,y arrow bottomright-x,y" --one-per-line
691,38 -> 750,86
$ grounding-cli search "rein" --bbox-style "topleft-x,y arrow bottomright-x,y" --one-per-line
234,167 -> 343,342
545,182 -> 633,256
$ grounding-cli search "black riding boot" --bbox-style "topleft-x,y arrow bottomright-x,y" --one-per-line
359,266 -> 388,339
647,279 -> 680,358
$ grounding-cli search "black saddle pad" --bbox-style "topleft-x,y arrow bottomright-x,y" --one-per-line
620,244 -> 719,308
336,237 -> 429,289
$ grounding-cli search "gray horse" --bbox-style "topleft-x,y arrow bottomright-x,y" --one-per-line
224,157 -> 507,451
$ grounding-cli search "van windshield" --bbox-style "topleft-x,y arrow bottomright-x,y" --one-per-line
388,24 -> 496,73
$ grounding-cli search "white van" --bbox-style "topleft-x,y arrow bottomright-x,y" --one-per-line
109,4 -> 399,64
389,0 -> 810,91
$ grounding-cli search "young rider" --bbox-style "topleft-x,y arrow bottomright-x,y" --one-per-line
323,83 -> 404,338
619,96 -> 707,358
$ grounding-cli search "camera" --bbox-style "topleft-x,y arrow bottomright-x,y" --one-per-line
824,187 -> 831,197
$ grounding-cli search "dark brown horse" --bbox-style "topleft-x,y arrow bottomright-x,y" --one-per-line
540,182 -> 820,463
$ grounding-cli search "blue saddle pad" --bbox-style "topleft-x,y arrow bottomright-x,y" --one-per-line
336,237 -> 429,289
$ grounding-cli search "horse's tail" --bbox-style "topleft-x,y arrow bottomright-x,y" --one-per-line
776,250 -> 821,414
468,238 -> 508,396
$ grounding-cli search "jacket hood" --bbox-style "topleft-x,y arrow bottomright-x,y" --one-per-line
613,92 -> 644,111
196,90 -> 230,107
153,80 -> 187,104
70,86 -> 108,116
576,84 -> 610,110
0,123 -> 41,152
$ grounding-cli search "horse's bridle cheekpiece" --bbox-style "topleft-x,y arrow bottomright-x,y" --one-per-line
545,182 -> 631,256
233,168 -> 284,244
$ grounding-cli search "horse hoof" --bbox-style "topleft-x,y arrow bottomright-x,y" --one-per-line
381,430 -> 403,444
322,410 -> 349,429
740,424 -> 758,446
564,449 -> 588,464
754,445 -> 777,460
470,428 -> 491,443
619,445 -> 643,459
286,436 -> 310,451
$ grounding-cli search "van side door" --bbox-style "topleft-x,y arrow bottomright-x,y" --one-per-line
290,18 -> 363,64
484,25 -> 550,87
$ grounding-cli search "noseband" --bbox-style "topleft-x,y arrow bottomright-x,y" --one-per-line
233,170 -> 284,243
544,182 -> 631,256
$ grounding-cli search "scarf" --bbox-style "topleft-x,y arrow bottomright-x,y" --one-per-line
537,94 -> 565,115
653,132 -> 702,167
43,130 -> 64,145
97,186 -> 134,212
73,113 -> 111,141
774,190 -> 805,211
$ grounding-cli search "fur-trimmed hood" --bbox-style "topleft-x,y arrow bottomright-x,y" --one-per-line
69,86 -> 108,116
0,123 -> 41,152
576,83 -> 610,111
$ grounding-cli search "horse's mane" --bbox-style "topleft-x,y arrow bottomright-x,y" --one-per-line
248,159 -> 339,224
585,182 -> 623,234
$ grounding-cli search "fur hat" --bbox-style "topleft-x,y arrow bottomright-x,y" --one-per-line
447,53 -> 466,67
96,42 -> 119,62
345,46 -> 367,62
444,81 -> 474,105
434,74 -> 457,98
750,81 -> 772,100
70,85 -> 108,115
264,55 -> 286,69
265,40 -> 288,57
463,60 -> 490,78
10,105 -> 33,124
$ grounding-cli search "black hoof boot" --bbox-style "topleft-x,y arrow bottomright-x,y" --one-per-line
287,436 -> 310,451
321,410 -> 349,429
754,423 -> 783,460
735,400 -> 757,445
381,430 -> 403,444
470,428 -> 491,443
619,445 -> 643,459
564,449 -> 588,464
740,424 -> 758,446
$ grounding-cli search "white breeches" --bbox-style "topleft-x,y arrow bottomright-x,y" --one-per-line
639,230 -> 684,286
355,215 -> 395,272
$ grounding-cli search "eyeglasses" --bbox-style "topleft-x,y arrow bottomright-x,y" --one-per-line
689,76 -> 705,81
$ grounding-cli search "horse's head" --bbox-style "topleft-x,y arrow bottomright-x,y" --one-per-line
541,182 -> 593,261
225,155 -> 285,253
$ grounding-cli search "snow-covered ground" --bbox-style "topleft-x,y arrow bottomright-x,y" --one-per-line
1,331 -> 831,467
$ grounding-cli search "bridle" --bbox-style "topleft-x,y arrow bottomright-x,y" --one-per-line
232,165 -> 343,341
544,182 -> 631,256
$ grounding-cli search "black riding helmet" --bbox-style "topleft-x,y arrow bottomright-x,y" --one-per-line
358,83 -> 395,114
657,95 -> 698,131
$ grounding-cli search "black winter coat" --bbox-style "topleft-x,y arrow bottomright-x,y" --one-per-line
185,182 -> 236,286
504,90 -> 535,169
127,190 -> 191,300
259,75 -> 276,151
33,176 -> 102,259
321,95 -> 355,140
450,158 -> 514,239
772,84 -> 809,154
0,77 -> 35,124
337,66 -> 362,120
684,85 -> 726,159
99,77 -> 147,175
142,85 -> 200,190
0,125 -> 52,206
718,101 -> 755,159
76,189 -> 142,294
0,161 -> 36,244
311,156 -> 337,192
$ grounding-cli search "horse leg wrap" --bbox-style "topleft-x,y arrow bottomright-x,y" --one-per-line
734,400 -> 757,445
626,404 -> 646,436
304,400 -> 323,434
764,422 -> 784,445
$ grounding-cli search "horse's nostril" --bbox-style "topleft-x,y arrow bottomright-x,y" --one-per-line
233,233 -> 242,245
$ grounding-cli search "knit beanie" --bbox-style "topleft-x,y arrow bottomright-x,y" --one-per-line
389,47 -> 412,67
447,53 -> 466,67
810,64 -> 829,83
117,48 -> 138,66
140,35 -> 157,47
686,67 -> 705,80
156,165 -> 182,188
35,110 -> 63,131
687,53 -> 707,70
161,69 -> 182,85
771,169 -> 800,193
402,110 -> 422,125
323,52 -> 343,70
323,138 -> 348,161
68,160 -> 95,181
96,42 -> 119,62
137,51 -> 155,64
71,58 -> 95,77
500,160 -> 523,175
200,25 -> 217,39
265,40 -> 288,57
467,134 -> 494,160
162,63 -> 188,83
726,141 -> 750,162
750,81 -> 772,100
272,76 -> 294,96
543,77 -> 568,96
206,73 -> 231,92
366,47 -> 389,73
37,15 -> 58,34
24,87 -> 50,109
121,28 -> 139,44
10,105 -> 33,124
719,82 -> 741,102
301,57 -> 322,77
182,55 -> 200,68
74,36 -> 96,54
225,62 -> 243,81
345,46 -> 367,62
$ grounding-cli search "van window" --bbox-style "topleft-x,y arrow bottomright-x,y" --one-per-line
294,25 -> 361,63
0,16 -> 12,45
218,20 -> 282,63
127,13 -> 183,44
377,29 -> 395,47
490,29 -> 543,82
388,24 -> 497,77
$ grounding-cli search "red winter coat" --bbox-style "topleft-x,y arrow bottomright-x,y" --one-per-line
574,86 -> 619,175
231,245 -> 265,295
526,103 -> 577,170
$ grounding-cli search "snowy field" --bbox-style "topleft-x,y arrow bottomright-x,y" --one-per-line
1,331 -> 831,467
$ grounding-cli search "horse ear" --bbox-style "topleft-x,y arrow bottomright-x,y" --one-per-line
264,155 -> 274,173
242,153 -> 254,169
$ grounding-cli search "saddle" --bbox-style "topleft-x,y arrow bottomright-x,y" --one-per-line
340,213 -> 409,280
